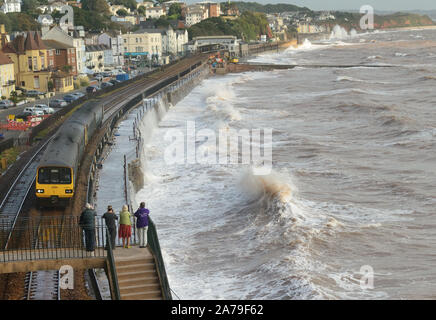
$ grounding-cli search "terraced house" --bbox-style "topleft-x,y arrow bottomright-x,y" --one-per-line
43,40 -> 76,92
122,30 -> 162,61
85,45 -> 105,73
2,31 -> 51,92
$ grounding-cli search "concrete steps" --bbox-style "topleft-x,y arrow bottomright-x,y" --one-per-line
114,247 -> 163,300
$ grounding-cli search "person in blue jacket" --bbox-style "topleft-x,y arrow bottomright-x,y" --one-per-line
134,202 -> 150,248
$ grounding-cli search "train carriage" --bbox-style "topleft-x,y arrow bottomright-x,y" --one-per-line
36,101 -> 104,207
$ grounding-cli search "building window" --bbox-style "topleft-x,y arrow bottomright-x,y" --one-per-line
33,57 -> 38,70
41,56 -> 45,69
28,57 -> 32,71
56,49 -> 61,55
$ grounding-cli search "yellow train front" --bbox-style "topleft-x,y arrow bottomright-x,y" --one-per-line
36,165 -> 74,206
35,100 -> 103,207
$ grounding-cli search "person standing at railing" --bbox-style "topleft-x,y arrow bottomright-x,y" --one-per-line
119,205 -> 132,249
102,205 -> 118,250
79,203 -> 97,252
134,202 -> 150,248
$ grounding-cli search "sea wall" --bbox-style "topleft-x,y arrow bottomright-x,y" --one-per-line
127,62 -> 210,196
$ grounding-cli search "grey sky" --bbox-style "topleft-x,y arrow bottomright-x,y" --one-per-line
196,1 -> 436,11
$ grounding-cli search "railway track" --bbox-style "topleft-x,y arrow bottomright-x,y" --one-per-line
22,220 -> 60,300
0,139 -> 52,249
24,270 -> 60,300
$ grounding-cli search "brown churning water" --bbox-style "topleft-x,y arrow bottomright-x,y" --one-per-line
136,28 -> 436,299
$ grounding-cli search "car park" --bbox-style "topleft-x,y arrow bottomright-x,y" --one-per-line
0,100 -> 14,109
63,94 -> 79,103
100,82 -> 113,89
49,99 -> 68,108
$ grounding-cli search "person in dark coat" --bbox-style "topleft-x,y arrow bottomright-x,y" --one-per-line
134,202 -> 150,248
102,205 -> 118,250
79,203 -> 97,251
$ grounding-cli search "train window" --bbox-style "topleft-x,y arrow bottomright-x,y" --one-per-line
38,167 -> 72,184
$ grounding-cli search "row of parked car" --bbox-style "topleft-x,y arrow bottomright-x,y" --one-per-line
2,76 -> 126,114
85,79 -> 122,94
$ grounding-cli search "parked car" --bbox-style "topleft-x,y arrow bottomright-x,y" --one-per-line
23,107 -> 44,116
63,94 -> 79,103
49,99 -> 68,108
26,90 -> 45,97
100,82 -> 113,89
0,100 -> 14,109
86,85 -> 100,94
34,104 -> 54,114
109,79 -> 121,85
72,92 -> 85,98
0,133 -> 4,141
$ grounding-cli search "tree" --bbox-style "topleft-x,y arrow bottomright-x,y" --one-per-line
112,0 -> 137,12
137,6 -> 146,16
0,12 -> 40,31
116,9 -> 128,17
168,3 -> 181,18
81,0 -> 110,15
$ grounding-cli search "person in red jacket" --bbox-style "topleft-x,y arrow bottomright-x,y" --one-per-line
134,202 -> 150,248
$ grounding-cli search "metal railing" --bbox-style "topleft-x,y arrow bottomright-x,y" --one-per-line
0,216 -> 108,263
147,217 -> 172,300
105,228 -> 120,300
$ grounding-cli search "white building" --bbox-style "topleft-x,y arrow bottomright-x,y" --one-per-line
85,45 -> 105,73
98,31 -> 125,66
1,0 -> 21,13
145,6 -> 164,19
185,4 -> 208,27
161,26 -> 188,57
136,1 -> 154,9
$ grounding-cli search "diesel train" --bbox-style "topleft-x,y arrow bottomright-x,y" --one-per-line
35,101 -> 103,206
